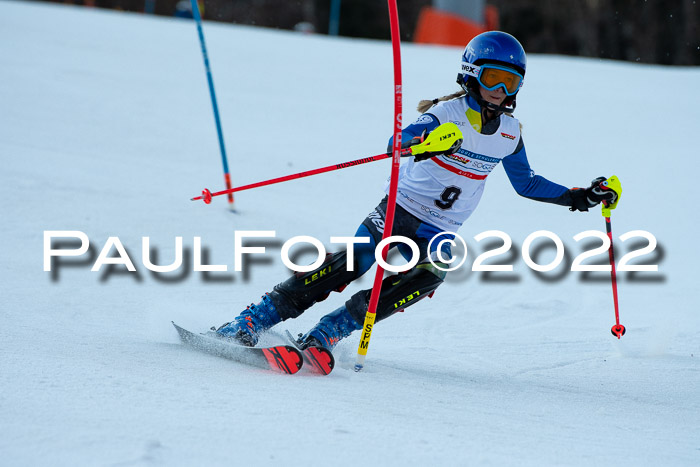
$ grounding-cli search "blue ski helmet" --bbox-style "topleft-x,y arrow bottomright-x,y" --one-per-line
457,31 -> 527,109
462,31 -> 526,76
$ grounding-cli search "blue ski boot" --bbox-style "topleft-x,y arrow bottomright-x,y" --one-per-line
215,294 -> 282,347
300,305 -> 362,350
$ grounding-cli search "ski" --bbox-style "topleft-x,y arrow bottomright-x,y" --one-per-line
285,330 -> 335,375
172,322 -> 303,375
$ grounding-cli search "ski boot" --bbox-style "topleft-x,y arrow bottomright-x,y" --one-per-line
215,294 -> 282,347
299,305 -> 362,351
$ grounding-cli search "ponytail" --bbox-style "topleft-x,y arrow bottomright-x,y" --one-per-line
416,90 -> 466,113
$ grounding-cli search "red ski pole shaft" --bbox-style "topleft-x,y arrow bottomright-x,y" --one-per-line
192,150 -> 410,203
605,215 -> 625,338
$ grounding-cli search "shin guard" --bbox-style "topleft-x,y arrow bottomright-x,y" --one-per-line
344,262 -> 446,325
271,251 -> 359,320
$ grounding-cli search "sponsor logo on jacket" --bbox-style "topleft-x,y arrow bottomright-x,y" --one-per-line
445,154 -> 470,165
413,114 -> 434,125
445,154 -> 496,172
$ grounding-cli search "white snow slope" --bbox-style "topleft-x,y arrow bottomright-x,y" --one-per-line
1,1 -> 699,465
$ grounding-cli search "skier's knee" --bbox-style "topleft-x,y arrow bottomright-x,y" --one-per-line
352,223 -> 378,276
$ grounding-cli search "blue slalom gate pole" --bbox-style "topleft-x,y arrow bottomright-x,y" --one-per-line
189,0 -> 234,208
329,0 -> 341,36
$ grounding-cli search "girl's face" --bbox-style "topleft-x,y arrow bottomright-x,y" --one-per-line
478,85 -> 507,106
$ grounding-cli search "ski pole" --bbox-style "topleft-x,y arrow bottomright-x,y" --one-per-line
190,0 -> 235,209
191,150 -> 402,204
191,126 -> 462,203
354,0 -> 403,372
600,176 -> 625,339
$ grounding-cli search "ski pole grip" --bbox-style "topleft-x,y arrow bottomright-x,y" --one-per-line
600,175 -> 622,217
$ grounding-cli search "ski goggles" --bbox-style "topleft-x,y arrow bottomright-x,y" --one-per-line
461,62 -> 524,96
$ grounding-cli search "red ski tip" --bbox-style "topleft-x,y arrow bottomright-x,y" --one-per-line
303,347 -> 335,375
611,324 -> 626,339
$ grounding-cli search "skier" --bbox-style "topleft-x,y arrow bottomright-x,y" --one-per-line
215,31 -> 617,351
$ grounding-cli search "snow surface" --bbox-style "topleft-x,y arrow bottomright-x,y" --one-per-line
2,1 -> 700,465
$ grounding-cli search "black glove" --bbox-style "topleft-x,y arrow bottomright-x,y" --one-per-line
413,138 -> 462,162
569,176 -> 618,212
401,130 -> 426,148
388,131 -> 426,156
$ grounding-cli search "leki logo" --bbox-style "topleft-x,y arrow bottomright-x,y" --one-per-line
304,265 -> 331,285
394,290 -> 421,309
501,132 -> 516,140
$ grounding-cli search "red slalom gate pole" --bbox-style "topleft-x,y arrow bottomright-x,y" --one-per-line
191,150 -> 410,204
354,0 -> 403,372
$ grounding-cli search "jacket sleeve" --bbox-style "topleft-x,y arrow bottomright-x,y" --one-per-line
387,113 -> 441,151
501,138 -> 575,206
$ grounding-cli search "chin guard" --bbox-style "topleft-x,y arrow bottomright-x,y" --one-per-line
408,122 -> 464,159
